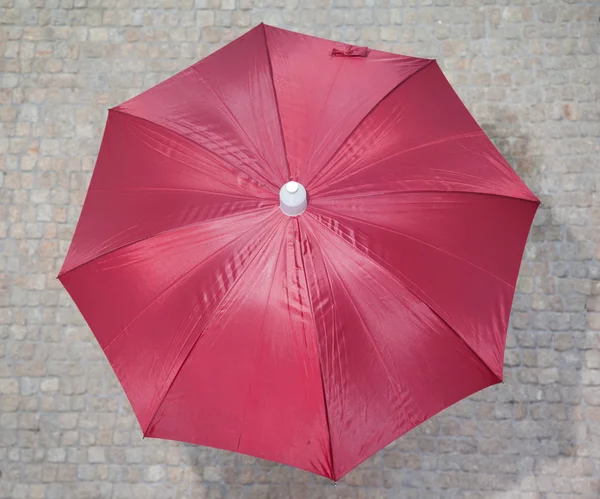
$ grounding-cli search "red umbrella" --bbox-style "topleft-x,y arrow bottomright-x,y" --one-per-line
59,24 -> 539,481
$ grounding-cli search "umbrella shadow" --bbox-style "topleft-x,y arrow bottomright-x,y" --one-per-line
474,114 -> 594,498
182,442 -> 327,498
395,113 -> 589,498
179,112 -> 593,498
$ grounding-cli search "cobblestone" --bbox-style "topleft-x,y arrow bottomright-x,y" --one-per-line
2,0 -> 600,497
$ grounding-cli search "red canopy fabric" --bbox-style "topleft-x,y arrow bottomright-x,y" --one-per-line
59,24 -> 540,480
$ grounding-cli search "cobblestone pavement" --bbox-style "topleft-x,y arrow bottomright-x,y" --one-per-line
1,1 -> 600,497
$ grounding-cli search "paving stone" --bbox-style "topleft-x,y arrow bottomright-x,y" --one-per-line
1,1 -> 600,496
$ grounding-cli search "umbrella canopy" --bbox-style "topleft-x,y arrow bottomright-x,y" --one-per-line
59,24 -> 539,481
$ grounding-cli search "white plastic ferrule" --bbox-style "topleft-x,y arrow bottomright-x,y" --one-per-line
279,181 -> 307,216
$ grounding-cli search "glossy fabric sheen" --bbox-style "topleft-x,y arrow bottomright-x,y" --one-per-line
59,24 -> 540,480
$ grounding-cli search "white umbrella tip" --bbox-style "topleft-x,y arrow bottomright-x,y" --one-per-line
285,181 -> 299,193
280,181 -> 307,216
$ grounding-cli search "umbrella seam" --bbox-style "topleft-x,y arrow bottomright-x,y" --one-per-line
303,59 -> 435,189
234,223 -> 287,454
109,107 -> 279,195
309,205 -> 516,289
126,115 -> 262,198
296,218 -> 337,481
310,131 -> 487,194
100,212 -> 277,353
303,58 -> 345,182
88,186 -> 264,197
314,188 -> 541,205
318,244 -> 430,474
187,67 -> 282,190
306,211 -> 503,383
142,214 -> 286,437
57,206 -> 275,279
262,24 -> 292,181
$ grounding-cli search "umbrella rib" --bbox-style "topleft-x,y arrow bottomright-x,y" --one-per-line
296,218 -> 336,480
303,59 -> 435,189
308,103 -> 408,194
262,23 -> 291,181
58,205 -> 274,279
143,215 -> 286,437
89,187 -> 259,197
188,68 -> 281,189
235,223 -> 287,453
309,205 -> 515,288
127,117 -> 271,199
101,214 -> 275,353
322,247 -> 425,424
110,108 -> 278,196
310,131 -> 487,196
303,60 -> 345,182
314,187 -> 540,204
301,217 -> 443,481
306,211 -> 503,382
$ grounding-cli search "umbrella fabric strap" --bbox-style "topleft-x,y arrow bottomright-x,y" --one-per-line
330,44 -> 369,57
